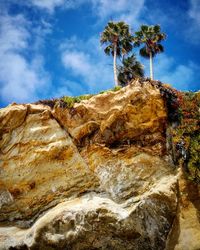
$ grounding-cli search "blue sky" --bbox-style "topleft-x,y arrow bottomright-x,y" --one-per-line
0,0 -> 200,107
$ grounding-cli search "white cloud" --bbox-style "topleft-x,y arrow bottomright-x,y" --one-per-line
0,14 -> 29,52
184,0 -> 200,44
60,36 -> 113,93
0,14 -> 50,105
54,80 -> 87,98
118,0 -> 145,27
92,0 -> 144,18
57,0 -> 146,94
30,0 -> 66,13
62,51 -> 92,77
141,0 -> 200,45
91,0 -> 131,17
29,0 -> 86,13
189,0 -> 200,25
161,65 -> 193,90
142,54 -> 197,90
30,0 -> 146,27
28,0 -> 145,20
1,54 -> 49,102
61,38 -> 197,93
91,0 -> 145,28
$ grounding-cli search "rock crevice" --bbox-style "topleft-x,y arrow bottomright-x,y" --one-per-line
0,81 -> 199,249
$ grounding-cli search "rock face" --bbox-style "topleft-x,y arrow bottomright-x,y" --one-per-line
0,104 -> 97,226
0,81 -> 199,250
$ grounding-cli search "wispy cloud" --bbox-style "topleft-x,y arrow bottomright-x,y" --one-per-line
0,13 -> 50,105
28,0 -> 86,13
60,36 -> 113,93
54,79 -> 87,98
142,0 -> 200,45
62,51 -> 92,78
188,0 -> 200,25
0,0 -> 198,107
58,0 -> 146,94
28,0 -> 146,21
142,54 -> 198,90
92,0 -> 144,18
186,0 -> 200,44
90,0 -> 145,28
30,0 -> 65,13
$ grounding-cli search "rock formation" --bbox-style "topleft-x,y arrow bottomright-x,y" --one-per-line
0,80 -> 199,250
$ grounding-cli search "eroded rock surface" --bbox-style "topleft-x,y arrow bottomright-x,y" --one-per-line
0,81 -> 199,250
0,104 -> 98,226
53,81 -> 166,150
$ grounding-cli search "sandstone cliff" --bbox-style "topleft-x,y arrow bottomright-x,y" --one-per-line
0,80 -> 199,250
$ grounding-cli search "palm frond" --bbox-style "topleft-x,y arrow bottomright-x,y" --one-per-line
101,20 -> 133,59
133,24 -> 166,58
153,25 -> 160,33
118,54 -> 144,86
104,45 -> 113,55
141,25 -> 149,32
155,43 -> 164,53
139,46 -> 150,58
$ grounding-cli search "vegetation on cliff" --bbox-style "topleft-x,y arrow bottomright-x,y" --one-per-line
170,91 -> 200,183
35,86 -> 122,109
153,82 -> 200,183
36,73 -> 199,184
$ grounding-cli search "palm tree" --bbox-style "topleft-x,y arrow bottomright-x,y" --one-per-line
118,54 -> 144,86
100,21 -> 133,86
134,25 -> 166,80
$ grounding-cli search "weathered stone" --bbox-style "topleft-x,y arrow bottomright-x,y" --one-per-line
0,81 -> 199,250
166,169 -> 200,250
53,81 -> 167,149
0,175 -> 178,250
0,105 -> 98,226
81,145 -> 174,201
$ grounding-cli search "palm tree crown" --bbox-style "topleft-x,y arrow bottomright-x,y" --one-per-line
100,21 -> 133,57
134,25 -> 166,80
118,54 -> 144,86
100,21 -> 133,86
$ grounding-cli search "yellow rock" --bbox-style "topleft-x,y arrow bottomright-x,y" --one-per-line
0,81 -> 199,250
53,81 -> 167,147
0,104 -> 98,224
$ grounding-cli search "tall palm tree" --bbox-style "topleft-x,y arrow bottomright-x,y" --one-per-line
118,54 -> 144,86
134,25 -> 166,80
100,21 -> 133,86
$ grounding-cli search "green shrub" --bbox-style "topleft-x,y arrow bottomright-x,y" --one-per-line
59,86 -> 123,108
112,86 -> 122,92
99,86 -> 122,95
61,96 -> 75,108
156,82 -> 182,124
61,94 -> 93,108
99,90 -> 107,94
170,91 -> 200,183
188,133 -> 200,182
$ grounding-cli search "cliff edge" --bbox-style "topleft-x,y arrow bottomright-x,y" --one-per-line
0,80 -> 199,250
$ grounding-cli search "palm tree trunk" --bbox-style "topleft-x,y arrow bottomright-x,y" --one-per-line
113,44 -> 118,86
149,51 -> 154,80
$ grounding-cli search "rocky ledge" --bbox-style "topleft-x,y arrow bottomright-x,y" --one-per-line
0,80 -> 199,250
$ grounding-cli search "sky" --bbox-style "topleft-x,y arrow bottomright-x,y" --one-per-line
0,0 -> 200,107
